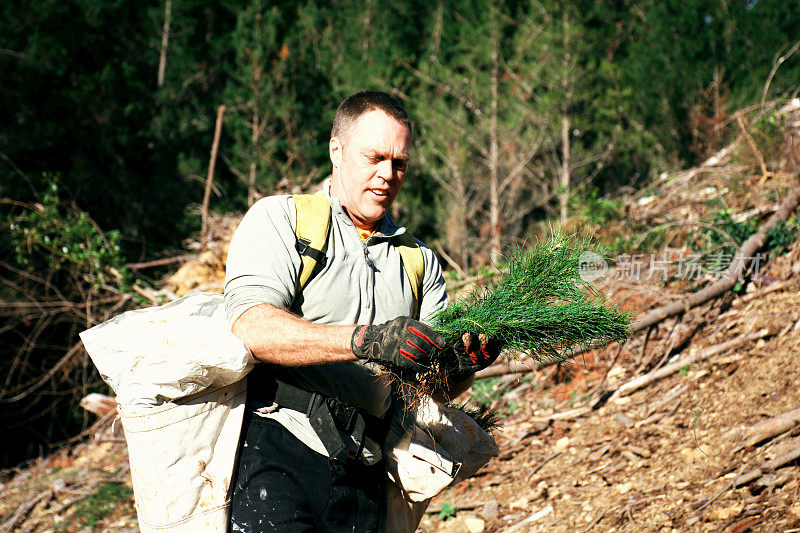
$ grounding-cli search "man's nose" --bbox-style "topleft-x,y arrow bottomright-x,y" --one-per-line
376,160 -> 393,179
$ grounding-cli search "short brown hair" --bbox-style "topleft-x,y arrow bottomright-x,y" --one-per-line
331,90 -> 412,141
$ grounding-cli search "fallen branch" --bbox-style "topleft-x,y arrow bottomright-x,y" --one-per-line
643,384 -> 689,418
629,180 -> 800,334
475,176 -> 799,382
733,278 -> 798,305
734,445 -> 800,487
613,329 -> 769,398
476,357 -> 541,379
503,505 -> 554,532
743,407 -> 800,448
530,405 -> 593,423
125,254 -> 195,270
0,488 -> 53,533
735,112 -> 769,177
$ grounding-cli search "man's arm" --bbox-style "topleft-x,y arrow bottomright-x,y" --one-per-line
235,302 -> 474,401
231,303 -> 356,366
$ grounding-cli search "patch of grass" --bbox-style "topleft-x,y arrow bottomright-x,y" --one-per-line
58,481 -> 133,531
470,377 -> 502,407
571,188 -> 623,225
438,502 -> 457,521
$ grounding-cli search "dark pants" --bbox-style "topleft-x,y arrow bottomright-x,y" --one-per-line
229,412 -> 386,533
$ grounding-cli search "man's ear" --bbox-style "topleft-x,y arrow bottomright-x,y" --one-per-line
329,137 -> 342,168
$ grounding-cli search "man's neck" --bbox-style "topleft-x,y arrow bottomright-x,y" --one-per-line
329,177 -> 378,232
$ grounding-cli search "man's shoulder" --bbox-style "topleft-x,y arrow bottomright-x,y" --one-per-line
249,194 -> 294,213
236,195 -> 298,230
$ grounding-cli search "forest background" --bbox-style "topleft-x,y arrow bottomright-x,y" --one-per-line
1,0 -> 798,469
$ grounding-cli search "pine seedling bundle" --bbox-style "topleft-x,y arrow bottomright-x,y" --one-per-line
432,231 -> 631,369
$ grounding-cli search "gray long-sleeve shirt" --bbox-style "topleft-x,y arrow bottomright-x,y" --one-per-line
223,180 -> 448,457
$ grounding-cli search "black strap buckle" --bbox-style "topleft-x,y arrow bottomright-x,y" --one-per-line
296,238 -> 327,267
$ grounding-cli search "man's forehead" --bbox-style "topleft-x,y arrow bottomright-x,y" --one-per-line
347,110 -> 411,140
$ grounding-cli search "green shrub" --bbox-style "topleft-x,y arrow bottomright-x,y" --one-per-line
5,178 -> 135,292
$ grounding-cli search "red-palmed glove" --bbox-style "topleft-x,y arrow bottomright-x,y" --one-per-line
450,332 -> 500,379
351,316 -> 447,373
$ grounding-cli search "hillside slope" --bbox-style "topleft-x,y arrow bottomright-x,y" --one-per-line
1,101 -> 799,532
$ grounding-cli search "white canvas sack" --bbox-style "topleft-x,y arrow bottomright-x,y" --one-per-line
79,293 -> 254,532
385,396 -> 499,532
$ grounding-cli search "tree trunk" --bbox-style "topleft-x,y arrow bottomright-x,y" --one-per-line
247,19 -> 262,207
488,11 -> 501,263
201,105 -> 226,250
559,10 -> 571,224
452,162 -> 468,271
157,0 -> 172,88
248,105 -> 259,206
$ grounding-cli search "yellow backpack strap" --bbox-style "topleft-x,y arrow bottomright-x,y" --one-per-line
393,232 -> 425,320
293,194 -> 331,293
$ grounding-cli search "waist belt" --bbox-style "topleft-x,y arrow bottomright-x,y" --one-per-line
254,378 -> 388,464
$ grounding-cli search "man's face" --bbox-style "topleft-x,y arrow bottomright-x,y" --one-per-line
330,110 -> 412,231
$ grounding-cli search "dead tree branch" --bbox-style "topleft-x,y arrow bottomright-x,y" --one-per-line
743,407 -> 800,448
628,180 -> 800,334
734,445 -> 800,487
613,329 -> 769,398
201,105 -> 226,250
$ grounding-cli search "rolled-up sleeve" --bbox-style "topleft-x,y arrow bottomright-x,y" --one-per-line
223,196 -> 301,327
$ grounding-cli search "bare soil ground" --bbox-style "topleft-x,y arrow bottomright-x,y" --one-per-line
419,282 -> 800,532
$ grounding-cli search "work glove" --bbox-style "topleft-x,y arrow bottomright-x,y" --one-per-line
351,316 -> 446,373
448,333 -> 501,380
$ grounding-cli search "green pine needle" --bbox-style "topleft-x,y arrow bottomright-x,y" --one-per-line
432,231 -> 632,365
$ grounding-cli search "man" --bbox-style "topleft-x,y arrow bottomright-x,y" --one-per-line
224,91 -> 498,532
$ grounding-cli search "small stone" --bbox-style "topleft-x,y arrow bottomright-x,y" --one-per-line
616,482 -> 633,494
614,413 -> 635,428
509,497 -> 529,510
709,503 -> 743,520
528,505 -> 554,522
465,517 -> 485,533
555,436 -> 570,451
680,447 -> 695,464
